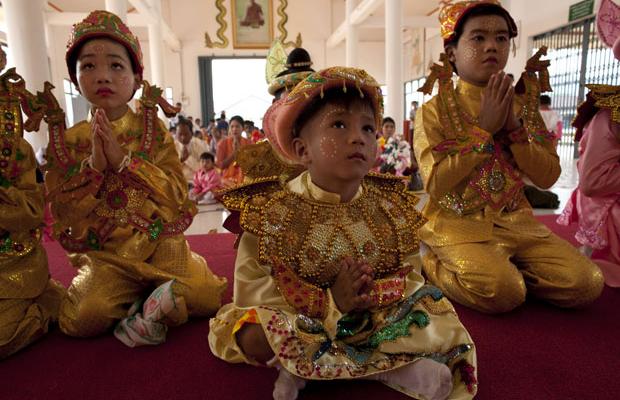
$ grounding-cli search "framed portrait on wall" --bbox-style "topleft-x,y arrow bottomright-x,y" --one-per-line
231,0 -> 273,49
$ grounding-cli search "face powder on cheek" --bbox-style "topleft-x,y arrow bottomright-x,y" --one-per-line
319,136 -> 338,159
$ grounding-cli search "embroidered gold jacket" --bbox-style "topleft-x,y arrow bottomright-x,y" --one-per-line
414,49 -> 558,246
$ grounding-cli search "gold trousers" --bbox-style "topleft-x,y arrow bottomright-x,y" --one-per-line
59,235 -> 227,337
422,227 -> 604,313
0,246 -> 65,359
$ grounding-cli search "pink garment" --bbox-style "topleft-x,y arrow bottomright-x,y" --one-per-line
191,168 -> 222,197
558,109 -> 620,286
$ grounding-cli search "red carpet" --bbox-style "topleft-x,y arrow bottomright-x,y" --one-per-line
0,217 -> 618,400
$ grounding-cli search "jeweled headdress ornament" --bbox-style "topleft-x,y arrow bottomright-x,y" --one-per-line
66,10 -> 144,86
439,0 -> 517,44
266,41 -> 315,97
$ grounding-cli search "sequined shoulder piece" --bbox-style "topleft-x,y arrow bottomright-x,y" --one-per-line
586,84 -> 620,125
363,173 -> 426,232
218,176 -> 283,214
235,141 -> 305,181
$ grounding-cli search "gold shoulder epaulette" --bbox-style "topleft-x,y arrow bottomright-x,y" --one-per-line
217,176 -> 282,212
586,84 -> 620,125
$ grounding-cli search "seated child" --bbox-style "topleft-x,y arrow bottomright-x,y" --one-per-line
190,152 -> 221,204
209,67 -> 477,400
0,47 -> 65,358
558,0 -> 620,287
44,10 -> 226,344
414,0 -> 603,313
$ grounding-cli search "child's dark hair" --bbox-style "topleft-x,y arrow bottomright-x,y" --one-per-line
200,152 -> 215,162
177,116 -> 193,131
230,115 -> 244,126
444,4 -> 517,48
292,87 -> 376,138
540,95 -> 552,105
382,117 -> 395,126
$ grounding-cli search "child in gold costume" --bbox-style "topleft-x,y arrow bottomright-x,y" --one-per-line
0,47 -> 65,359
45,11 -> 226,343
414,0 -> 603,313
209,67 -> 477,400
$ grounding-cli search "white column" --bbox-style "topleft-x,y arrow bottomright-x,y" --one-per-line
385,0 -> 403,126
105,0 -> 128,23
345,0 -> 359,67
147,0 -> 165,88
3,0 -> 51,151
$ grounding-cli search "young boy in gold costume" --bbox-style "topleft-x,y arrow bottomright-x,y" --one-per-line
0,47 -> 65,359
45,11 -> 226,343
414,0 -> 603,313
209,67 -> 478,400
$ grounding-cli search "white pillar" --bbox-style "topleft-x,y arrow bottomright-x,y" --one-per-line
3,0 -> 51,151
385,0 -> 403,126
105,0 -> 128,23
345,0 -> 359,67
147,0 -> 165,88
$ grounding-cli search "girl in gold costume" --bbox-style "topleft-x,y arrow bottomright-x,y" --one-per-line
0,47 -> 65,359
414,0 -> 603,313
209,67 -> 477,400
45,11 -> 226,344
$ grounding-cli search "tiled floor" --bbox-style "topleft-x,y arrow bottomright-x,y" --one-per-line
187,149 -> 580,234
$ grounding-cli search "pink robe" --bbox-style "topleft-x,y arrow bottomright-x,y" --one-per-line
558,109 -> 620,286
191,168 -> 222,197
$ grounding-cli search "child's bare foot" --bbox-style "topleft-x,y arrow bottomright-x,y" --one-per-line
371,358 -> 453,400
273,367 -> 307,400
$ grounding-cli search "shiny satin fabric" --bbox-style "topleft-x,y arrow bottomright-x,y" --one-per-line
45,108 -> 226,337
209,172 -> 477,399
414,78 -> 603,313
1,138 -> 64,359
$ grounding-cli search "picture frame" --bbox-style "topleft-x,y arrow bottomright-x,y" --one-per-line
231,0 -> 273,49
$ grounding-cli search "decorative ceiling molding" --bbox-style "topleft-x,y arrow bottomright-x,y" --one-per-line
205,0 -> 229,48
276,0 -> 302,48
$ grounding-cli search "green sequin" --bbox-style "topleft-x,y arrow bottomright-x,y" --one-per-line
135,151 -> 150,161
87,230 -> 100,250
337,312 -> 370,338
15,149 -> 24,161
0,235 -> 13,253
149,219 -> 163,241
367,310 -> 429,348
0,173 -> 10,188
65,164 -> 79,178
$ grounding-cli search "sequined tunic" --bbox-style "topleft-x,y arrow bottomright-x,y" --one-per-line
209,172 -> 477,399
413,54 -> 603,313
0,70 -> 65,357
45,99 -> 226,337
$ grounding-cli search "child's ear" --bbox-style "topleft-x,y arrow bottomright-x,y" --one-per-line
292,137 -> 310,164
445,45 -> 456,64
133,74 -> 141,90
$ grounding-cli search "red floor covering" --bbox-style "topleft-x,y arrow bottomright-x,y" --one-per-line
0,216 -> 618,400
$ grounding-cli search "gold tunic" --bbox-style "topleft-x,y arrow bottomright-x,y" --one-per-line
414,54 -> 603,313
45,104 -> 226,337
209,172 -> 477,399
0,136 -> 64,359
0,63 -> 65,359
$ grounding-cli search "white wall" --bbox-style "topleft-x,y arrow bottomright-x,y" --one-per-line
43,0 -> 590,127
419,0 -> 590,82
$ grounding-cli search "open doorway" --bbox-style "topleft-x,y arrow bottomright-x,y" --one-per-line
198,57 -> 271,129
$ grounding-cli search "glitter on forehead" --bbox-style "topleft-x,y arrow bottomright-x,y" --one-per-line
319,107 -> 348,129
